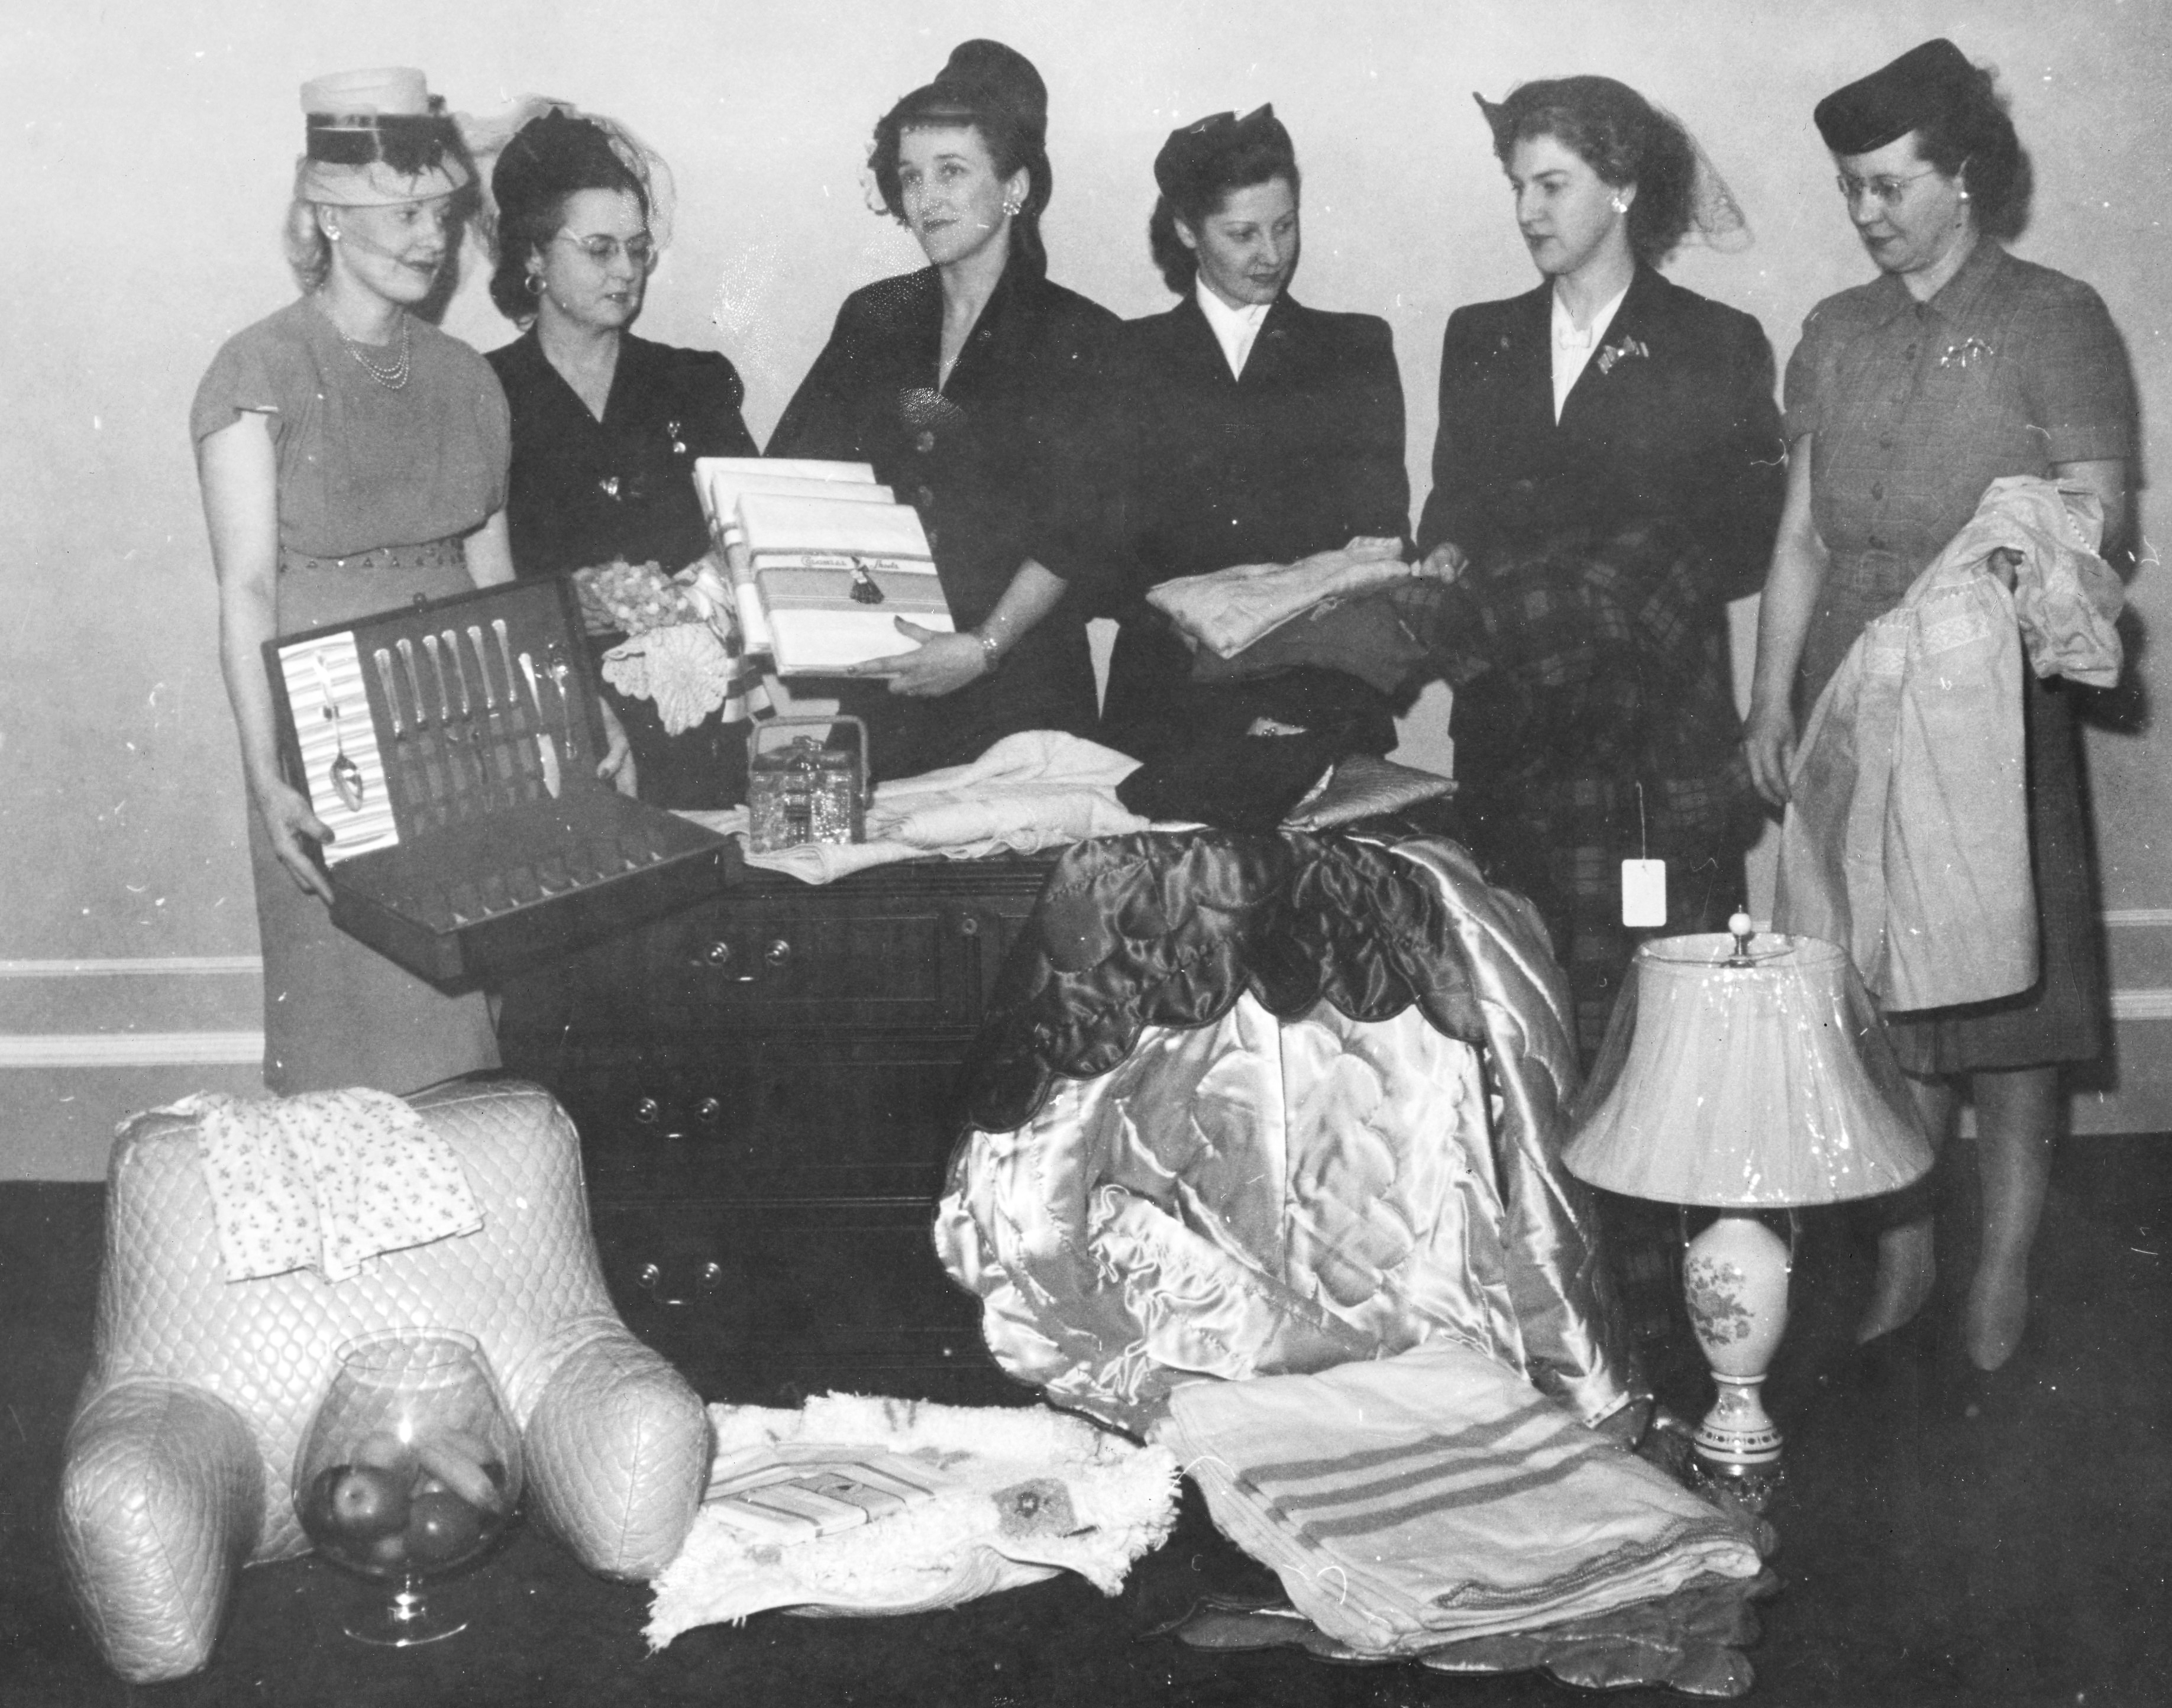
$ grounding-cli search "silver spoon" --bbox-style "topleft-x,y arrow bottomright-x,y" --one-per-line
313,653 -> 365,812
545,641 -> 578,761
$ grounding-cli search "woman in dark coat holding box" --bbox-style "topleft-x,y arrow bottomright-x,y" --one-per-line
193,67 -> 508,1095
767,40 -> 1114,783
1411,76 -> 1785,1054
484,105 -> 762,808
1744,42 -> 2135,1370
1093,104 -> 1412,777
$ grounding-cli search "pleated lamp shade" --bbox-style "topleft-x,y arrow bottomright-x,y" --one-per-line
1564,933 -> 1934,1207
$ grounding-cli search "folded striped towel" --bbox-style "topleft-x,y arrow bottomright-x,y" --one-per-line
1154,1341 -> 1761,1654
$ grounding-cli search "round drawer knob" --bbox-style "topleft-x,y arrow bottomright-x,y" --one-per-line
763,937 -> 793,969
632,1096 -> 661,1125
695,1096 -> 724,1125
959,913 -> 981,938
635,1261 -> 723,1307
702,940 -> 733,968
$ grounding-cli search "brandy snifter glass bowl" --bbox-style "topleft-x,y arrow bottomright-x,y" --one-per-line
292,1328 -> 523,1645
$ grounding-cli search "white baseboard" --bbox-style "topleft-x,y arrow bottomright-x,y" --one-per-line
0,1031 -> 264,1068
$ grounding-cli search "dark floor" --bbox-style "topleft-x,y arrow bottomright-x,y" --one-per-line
2,1137 -> 2167,1707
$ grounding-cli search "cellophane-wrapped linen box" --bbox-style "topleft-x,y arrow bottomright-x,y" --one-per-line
693,457 -> 955,675
264,575 -> 736,986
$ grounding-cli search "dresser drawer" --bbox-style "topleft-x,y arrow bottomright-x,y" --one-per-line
642,892 -> 989,1031
590,1199 -> 1015,1406
564,1036 -> 975,1194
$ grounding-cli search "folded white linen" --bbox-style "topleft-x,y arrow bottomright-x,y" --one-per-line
179,1088 -> 482,1283
681,730 -> 1178,883
1153,1341 -> 1761,1654
1147,544 -> 1418,659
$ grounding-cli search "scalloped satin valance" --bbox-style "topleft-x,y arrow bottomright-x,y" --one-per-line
961,831 -> 1490,1134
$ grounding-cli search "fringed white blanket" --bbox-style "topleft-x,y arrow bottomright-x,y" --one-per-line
646,1393 -> 1179,1646
1153,1341 -> 1763,1655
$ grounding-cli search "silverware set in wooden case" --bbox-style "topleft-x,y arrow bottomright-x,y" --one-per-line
368,619 -> 578,824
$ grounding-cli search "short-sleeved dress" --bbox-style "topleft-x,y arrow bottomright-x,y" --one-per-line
488,329 -> 761,807
767,264 -> 1114,783
192,296 -> 511,1095
1785,240 -> 2136,1071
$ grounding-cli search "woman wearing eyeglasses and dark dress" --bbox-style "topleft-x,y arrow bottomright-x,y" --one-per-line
1744,41 -> 2136,1373
193,69 -> 510,1096
1408,77 -> 1785,1057
486,106 -> 760,807
1092,105 -> 1412,790
765,40 -> 1114,784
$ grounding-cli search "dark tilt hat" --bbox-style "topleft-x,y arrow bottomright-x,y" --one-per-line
1814,38 -> 1977,156
909,38 -> 1048,146
1153,103 -> 1292,199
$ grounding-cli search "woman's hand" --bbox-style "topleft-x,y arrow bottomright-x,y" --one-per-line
1743,700 -> 1797,808
848,620 -> 988,697
1414,540 -> 1469,584
595,697 -> 638,796
253,777 -> 337,903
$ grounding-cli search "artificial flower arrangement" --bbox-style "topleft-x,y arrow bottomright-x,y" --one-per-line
573,557 -> 765,734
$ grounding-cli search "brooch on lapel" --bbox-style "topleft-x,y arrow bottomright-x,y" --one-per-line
664,418 -> 687,456
1939,337 -> 1995,369
1595,336 -> 1650,376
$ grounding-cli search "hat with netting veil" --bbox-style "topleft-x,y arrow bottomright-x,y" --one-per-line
296,67 -> 470,206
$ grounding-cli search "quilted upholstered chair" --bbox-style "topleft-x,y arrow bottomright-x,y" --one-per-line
57,1078 -> 713,1683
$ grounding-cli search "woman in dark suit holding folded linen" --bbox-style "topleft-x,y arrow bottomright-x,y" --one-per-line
1412,76 -> 1785,1054
1093,105 -> 1412,771
767,40 -> 1114,782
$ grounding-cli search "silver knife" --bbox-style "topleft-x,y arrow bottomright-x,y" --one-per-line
422,633 -> 466,809
441,629 -> 473,723
519,651 -> 562,798
492,618 -> 521,707
373,647 -> 403,739
396,638 -> 428,730
421,634 -> 456,735
466,627 -> 497,712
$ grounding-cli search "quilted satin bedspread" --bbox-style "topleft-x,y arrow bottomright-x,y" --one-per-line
936,833 -> 1640,1436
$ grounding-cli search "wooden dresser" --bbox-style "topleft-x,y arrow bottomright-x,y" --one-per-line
497,855 -> 1054,1406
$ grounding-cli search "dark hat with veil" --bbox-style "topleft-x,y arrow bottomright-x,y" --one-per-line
1814,38 -> 1978,156
297,67 -> 468,206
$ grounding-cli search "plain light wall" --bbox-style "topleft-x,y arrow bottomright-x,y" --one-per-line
3,0 -> 2168,1175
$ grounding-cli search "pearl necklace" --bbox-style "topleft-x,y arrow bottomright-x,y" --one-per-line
342,316 -> 413,390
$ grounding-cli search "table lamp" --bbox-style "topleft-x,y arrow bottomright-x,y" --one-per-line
1563,918 -> 1932,1505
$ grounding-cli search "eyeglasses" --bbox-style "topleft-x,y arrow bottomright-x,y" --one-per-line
1833,169 -> 1940,209
553,229 -> 657,269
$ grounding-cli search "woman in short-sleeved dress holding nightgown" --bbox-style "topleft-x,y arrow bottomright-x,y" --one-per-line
192,68 -> 512,1095
1745,41 -> 2137,1372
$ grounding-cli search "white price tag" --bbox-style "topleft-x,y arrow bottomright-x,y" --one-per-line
1622,859 -> 1667,927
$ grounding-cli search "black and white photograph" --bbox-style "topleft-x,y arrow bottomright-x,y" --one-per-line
1,2 -> 2166,1703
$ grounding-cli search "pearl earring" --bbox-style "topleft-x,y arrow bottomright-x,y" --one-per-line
1610,195 -> 1628,214
1002,198 -> 1022,217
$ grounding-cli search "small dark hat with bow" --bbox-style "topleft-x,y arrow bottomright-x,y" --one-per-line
1153,103 -> 1292,200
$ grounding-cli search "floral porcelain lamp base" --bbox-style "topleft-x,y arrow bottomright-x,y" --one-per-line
1681,1211 -> 1793,1512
